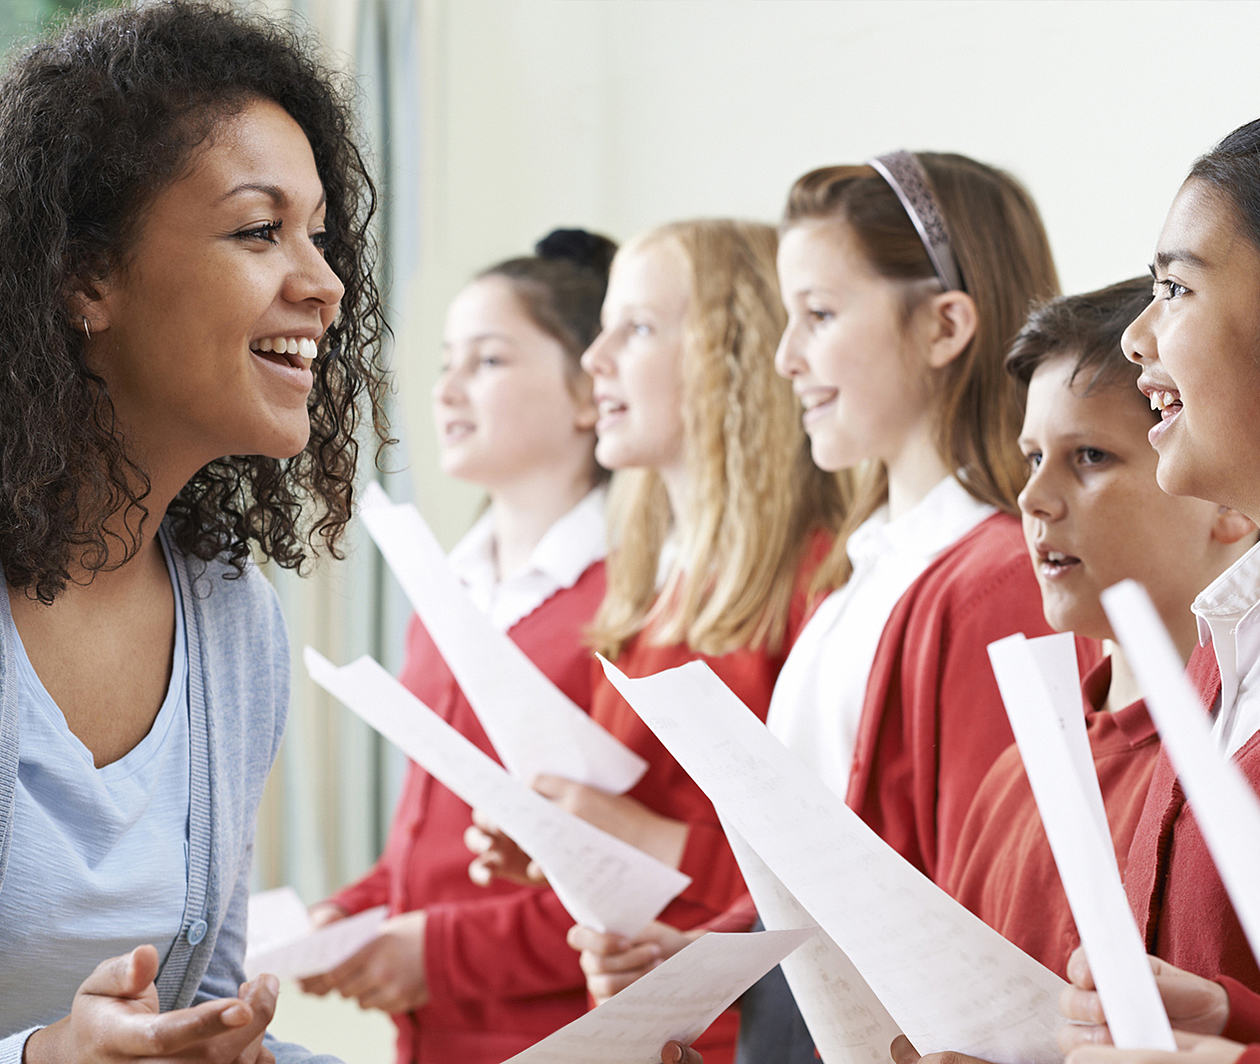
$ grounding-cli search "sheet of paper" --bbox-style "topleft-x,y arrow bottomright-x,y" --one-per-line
724,824 -> 902,1064
360,483 -> 645,793
503,929 -> 812,1064
306,648 -> 689,936
989,633 -> 1175,1050
1103,579 -> 1260,966
600,655 -> 1067,1064
246,887 -> 310,956
245,904 -> 387,981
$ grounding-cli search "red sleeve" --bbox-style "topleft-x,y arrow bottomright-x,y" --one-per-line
1237,1047 -> 1260,1064
424,886 -> 583,1001
327,859 -> 390,916
847,513 -> 1102,883
1221,976 -> 1260,1044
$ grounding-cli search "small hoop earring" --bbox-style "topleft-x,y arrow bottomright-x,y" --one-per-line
82,317 -> 91,341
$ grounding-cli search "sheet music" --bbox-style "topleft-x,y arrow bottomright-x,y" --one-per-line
244,887 -> 387,981
724,824 -> 902,1064
600,655 -> 1066,1064
360,482 -> 645,792
989,633 -> 1175,1050
503,929 -> 813,1064
306,648 -> 688,936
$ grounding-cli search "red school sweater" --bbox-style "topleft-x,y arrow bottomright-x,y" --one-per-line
846,511 -> 1102,886
946,657 -> 1161,977
329,561 -> 606,1064
1125,643 -> 1260,1036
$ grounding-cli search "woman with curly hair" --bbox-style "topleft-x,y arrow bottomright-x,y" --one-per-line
0,2 -> 388,1061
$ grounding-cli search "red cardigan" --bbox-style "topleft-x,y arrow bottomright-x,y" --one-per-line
946,657 -> 1161,977
590,547 -> 825,1064
329,561 -> 607,1064
1125,643 -> 1260,1032
846,512 -> 1101,885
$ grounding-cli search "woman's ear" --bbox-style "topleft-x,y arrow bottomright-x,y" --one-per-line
1212,506 -> 1258,546
65,276 -> 112,340
923,290 -> 978,370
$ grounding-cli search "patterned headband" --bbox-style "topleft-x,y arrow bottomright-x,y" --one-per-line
867,151 -> 965,293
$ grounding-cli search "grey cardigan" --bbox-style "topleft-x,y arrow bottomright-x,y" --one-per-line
0,540 -> 341,1063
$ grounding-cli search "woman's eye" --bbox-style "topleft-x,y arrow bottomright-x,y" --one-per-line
235,220 -> 283,245
311,230 -> 330,255
806,307 -> 833,326
479,355 -> 504,368
1155,277 -> 1187,300
630,321 -> 653,337
1023,451 -> 1042,472
1077,447 -> 1110,467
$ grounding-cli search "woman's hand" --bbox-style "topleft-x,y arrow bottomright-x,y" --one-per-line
295,911 -> 428,1015
24,945 -> 276,1063
660,1040 -> 702,1064
1059,947 -> 1231,1051
567,921 -> 698,1005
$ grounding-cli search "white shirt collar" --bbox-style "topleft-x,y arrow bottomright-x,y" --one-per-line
1192,538 -> 1260,753
847,475 -> 995,572
447,486 -> 607,631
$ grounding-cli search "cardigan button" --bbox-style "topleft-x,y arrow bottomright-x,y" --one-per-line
186,918 -> 209,945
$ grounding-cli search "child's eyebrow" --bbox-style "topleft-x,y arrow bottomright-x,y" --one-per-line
1153,248 -> 1210,273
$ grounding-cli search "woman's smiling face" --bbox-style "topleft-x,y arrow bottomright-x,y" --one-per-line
1123,178 -> 1260,521
85,96 -> 344,475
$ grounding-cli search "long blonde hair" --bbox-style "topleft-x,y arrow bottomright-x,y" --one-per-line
782,154 -> 1060,586
589,219 -> 849,659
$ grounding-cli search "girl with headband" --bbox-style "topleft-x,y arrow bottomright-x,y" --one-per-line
298,229 -> 616,1064
573,152 -> 1088,1062
1057,117 -> 1260,1064
466,218 -> 848,1064
0,2 -> 388,1061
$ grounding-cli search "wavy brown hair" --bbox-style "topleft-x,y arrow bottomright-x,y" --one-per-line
589,220 -> 849,659
0,0 -> 390,603
782,153 -> 1059,584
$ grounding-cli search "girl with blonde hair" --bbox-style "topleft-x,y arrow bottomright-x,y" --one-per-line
469,217 -> 847,1064
575,153 -> 1090,1063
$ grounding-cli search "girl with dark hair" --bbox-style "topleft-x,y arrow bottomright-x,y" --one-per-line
298,229 -> 616,1064
0,1 -> 388,1060
1058,117 -> 1260,1064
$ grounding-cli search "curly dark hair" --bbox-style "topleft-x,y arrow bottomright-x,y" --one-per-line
0,0 -> 391,603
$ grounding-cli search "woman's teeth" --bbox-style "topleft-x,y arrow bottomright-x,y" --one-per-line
253,336 -> 318,361
1149,390 -> 1180,412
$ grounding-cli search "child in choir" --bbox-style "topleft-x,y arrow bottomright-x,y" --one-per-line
569,152 -> 1083,1064
1056,116 -> 1260,1064
297,231 -> 618,1064
466,218 -> 848,1064
0,2 -> 388,1060
945,277 -> 1255,978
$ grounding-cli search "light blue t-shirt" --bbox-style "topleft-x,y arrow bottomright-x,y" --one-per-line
0,540 -> 191,1030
